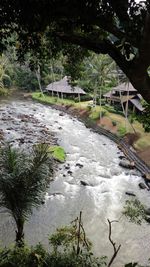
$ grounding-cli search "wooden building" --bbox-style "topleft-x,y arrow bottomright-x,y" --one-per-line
45,76 -> 86,100
103,83 -> 145,113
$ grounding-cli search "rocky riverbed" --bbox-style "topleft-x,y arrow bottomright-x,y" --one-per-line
0,98 -> 150,267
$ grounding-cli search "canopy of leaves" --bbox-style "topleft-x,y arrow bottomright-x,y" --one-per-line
1,1 -> 150,102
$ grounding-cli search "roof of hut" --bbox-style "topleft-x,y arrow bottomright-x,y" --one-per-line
112,83 -> 137,92
46,76 -> 86,95
129,98 -> 145,111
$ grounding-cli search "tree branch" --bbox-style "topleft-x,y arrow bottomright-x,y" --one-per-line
55,31 -> 129,68
136,11 -> 150,69
107,219 -> 121,267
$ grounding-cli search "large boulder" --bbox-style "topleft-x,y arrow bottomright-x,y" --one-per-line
143,173 -> 150,181
139,182 -> 147,190
119,160 -> 135,169
76,163 -> 83,168
145,208 -> 150,216
80,180 -> 90,186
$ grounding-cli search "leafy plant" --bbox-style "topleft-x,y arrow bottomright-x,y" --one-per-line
48,146 -> 66,162
118,125 -> 127,137
49,212 -> 107,267
123,199 -> 146,225
112,120 -> 117,126
0,143 -> 52,245
137,102 -> 150,132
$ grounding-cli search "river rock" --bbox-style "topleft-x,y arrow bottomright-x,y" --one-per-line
65,165 -> 70,170
18,138 -> 25,144
119,160 -> 135,169
145,208 -> 150,216
125,191 -> 136,197
101,190 -> 109,194
59,113 -> 64,116
139,182 -> 147,190
76,163 -> 83,168
67,170 -> 72,175
143,173 -> 150,181
50,192 -> 62,197
80,180 -> 89,186
118,155 -> 126,160
145,217 -> 150,223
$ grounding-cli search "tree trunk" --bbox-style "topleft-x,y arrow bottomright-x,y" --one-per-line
15,218 -> 24,246
130,72 -> 150,103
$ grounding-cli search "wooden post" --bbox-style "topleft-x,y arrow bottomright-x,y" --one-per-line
78,93 -> 80,102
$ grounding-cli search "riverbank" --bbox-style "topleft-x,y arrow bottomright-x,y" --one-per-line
31,92 -> 150,178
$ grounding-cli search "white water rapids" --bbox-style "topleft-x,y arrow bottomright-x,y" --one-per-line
0,99 -> 150,266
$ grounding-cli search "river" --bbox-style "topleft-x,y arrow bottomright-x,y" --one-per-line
0,98 -> 150,266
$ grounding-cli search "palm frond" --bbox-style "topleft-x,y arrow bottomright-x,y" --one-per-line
0,143 -> 52,224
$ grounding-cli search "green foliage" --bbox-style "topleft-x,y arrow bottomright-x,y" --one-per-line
0,216 -> 107,267
14,66 -> 38,91
118,125 -> 127,137
89,110 -> 100,120
112,120 -> 117,126
0,87 -> 9,96
77,53 -> 117,95
129,115 -> 135,124
1,0 -> 150,103
0,243 -> 48,267
0,54 -> 12,91
48,216 -> 107,267
0,244 -> 107,267
0,143 -> 53,243
32,92 -> 75,106
123,199 -> 146,225
104,105 -> 124,116
49,146 -> 66,162
101,111 -> 107,118
74,94 -> 92,103
137,102 -> 150,132
49,215 -> 92,254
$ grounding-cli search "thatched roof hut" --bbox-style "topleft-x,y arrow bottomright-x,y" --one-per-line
103,83 -> 144,113
112,83 -> 137,92
46,76 -> 86,96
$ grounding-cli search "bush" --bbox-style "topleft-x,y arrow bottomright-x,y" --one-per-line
118,125 -> 127,137
86,105 -> 92,111
104,105 -> 124,115
101,110 -> 106,118
136,102 -> 150,132
73,94 -> 92,103
112,120 -> 117,126
0,87 -> 9,96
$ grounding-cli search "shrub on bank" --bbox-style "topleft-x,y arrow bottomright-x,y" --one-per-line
118,125 -> 127,137
104,105 -> 124,116
0,87 -> 9,96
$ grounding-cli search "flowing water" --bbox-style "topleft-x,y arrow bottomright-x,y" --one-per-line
0,99 -> 150,266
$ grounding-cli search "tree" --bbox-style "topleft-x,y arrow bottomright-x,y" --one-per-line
0,54 -> 11,89
1,1 -> 150,102
0,143 -> 52,245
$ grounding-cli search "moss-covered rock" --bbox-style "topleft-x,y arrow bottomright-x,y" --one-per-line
49,146 -> 66,162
